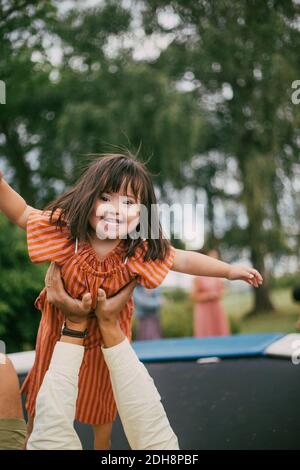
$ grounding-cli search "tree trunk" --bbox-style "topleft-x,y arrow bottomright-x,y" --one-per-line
248,244 -> 275,314
239,154 -> 275,314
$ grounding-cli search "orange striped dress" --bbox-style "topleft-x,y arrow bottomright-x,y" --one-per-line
21,209 -> 175,425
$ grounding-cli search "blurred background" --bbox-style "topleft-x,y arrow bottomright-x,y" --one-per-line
0,0 -> 300,353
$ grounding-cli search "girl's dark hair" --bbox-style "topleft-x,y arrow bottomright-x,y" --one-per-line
45,152 -> 171,261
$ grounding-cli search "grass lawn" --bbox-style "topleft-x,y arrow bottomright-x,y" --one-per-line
223,288 -> 300,334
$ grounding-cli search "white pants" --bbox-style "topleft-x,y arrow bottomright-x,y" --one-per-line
27,338 -> 179,450
102,338 -> 179,450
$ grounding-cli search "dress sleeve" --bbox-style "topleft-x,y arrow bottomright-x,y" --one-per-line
127,242 -> 176,289
26,209 -> 74,265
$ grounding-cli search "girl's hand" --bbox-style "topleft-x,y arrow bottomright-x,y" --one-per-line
227,265 -> 263,287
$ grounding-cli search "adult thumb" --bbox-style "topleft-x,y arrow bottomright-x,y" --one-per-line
82,292 -> 92,312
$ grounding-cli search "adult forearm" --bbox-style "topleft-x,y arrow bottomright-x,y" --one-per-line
100,321 -> 126,349
107,279 -> 137,313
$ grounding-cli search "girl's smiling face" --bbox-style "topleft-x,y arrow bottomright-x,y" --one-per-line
89,187 -> 141,240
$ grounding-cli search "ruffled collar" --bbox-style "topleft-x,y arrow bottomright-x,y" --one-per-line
73,238 -> 128,276
83,238 -> 125,259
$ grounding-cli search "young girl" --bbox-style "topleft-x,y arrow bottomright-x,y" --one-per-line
0,153 -> 263,449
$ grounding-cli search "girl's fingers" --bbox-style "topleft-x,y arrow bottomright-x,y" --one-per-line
247,268 -> 263,286
249,272 -> 257,286
248,276 -> 259,288
251,268 -> 263,283
244,271 -> 258,287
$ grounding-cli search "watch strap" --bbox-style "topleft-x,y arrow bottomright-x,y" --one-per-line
61,322 -> 88,339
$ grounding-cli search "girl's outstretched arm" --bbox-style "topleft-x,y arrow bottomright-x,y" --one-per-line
0,170 -> 34,229
172,249 -> 263,288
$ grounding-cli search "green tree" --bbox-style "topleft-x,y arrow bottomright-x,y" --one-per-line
141,0 -> 300,313
0,0 -> 201,350
0,215 -> 46,352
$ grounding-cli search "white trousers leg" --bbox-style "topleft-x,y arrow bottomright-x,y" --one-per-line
27,342 -> 83,450
102,337 -> 179,450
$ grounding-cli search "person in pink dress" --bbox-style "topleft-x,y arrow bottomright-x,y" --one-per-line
190,248 -> 230,337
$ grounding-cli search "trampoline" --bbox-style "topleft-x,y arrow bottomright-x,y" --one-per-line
9,332 -> 300,450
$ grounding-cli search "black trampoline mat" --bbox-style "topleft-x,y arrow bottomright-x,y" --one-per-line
20,357 -> 300,450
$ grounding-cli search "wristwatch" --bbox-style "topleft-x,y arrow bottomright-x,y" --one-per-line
61,321 -> 88,339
